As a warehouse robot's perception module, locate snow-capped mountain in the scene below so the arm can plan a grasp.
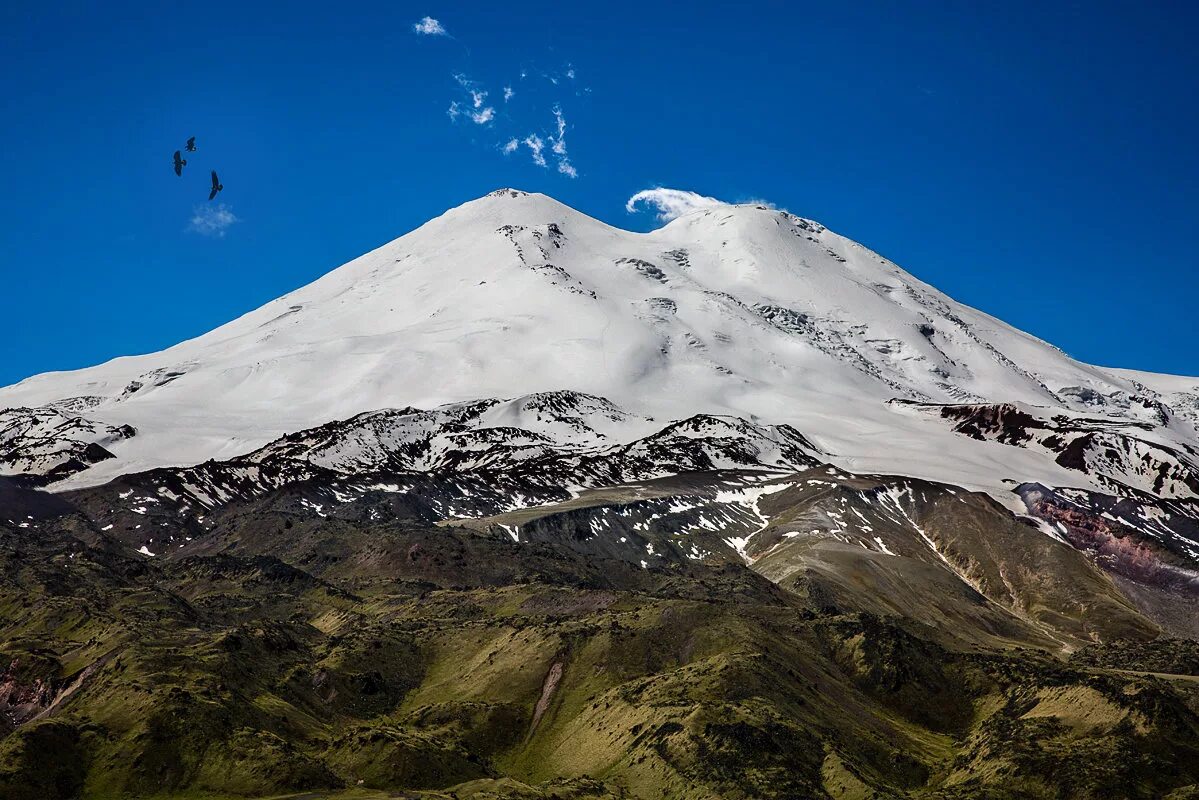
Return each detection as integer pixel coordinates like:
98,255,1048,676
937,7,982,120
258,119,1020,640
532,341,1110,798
3,188,1197,510
6,187,1199,663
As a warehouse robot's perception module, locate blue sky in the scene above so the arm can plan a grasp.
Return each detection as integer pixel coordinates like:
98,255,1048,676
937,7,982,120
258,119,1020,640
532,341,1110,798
2,0,1197,385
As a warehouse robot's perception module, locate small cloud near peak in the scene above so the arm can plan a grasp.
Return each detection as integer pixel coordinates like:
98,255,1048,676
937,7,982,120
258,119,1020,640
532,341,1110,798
188,204,239,237
625,188,727,221
548,106,576,178
523,134,546,167
413,16,447,35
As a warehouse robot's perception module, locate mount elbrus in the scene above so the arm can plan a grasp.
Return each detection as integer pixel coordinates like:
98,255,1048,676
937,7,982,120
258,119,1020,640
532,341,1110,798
2,189,1198,800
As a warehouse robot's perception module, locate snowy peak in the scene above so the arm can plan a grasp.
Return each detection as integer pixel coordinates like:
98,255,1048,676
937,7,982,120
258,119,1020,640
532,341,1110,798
0,190,1195,506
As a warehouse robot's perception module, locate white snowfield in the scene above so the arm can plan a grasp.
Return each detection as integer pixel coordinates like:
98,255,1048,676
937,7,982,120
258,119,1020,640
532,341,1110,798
3,189,1197,505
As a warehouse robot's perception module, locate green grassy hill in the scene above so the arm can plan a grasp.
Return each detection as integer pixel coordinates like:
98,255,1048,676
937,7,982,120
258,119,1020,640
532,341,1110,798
2,473,1198,799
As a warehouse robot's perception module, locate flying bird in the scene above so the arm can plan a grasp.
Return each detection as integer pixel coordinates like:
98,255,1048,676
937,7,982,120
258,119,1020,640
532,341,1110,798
185,136,196,152
208,170,224,201
173,150,186,176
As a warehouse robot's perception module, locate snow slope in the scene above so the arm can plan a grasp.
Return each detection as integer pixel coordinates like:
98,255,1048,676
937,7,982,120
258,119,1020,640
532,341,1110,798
3,189,1196,502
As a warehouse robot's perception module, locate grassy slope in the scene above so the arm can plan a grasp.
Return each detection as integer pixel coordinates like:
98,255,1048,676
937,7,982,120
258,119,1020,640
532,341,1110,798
2,493,1198,799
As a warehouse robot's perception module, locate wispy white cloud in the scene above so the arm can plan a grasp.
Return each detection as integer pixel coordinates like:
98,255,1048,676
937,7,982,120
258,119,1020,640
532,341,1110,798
551,107,568,155
188,204,239,237
548,106,576,178
447,77,494,124
523,134,546,167
510,107,576,176
413,16,447,35
625,188,727,221
444,60,583,177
